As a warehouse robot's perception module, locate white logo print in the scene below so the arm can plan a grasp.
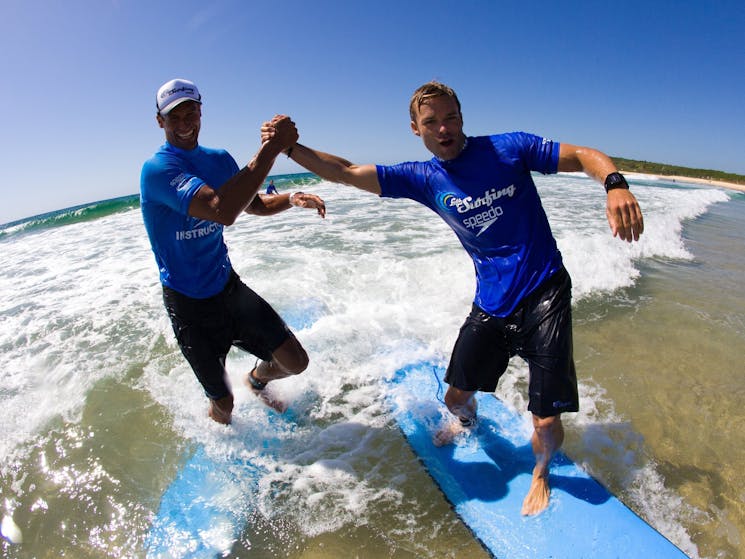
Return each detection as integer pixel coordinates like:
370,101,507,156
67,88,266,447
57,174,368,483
466,206,504,236
175,219,221,241
442,185,516,236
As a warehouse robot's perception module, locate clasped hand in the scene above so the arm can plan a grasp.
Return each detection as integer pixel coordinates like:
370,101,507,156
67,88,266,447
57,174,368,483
262,114,298,152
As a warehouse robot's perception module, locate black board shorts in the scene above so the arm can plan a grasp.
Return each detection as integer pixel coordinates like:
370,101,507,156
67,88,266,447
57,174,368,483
162,270,291,400
445,267,579,417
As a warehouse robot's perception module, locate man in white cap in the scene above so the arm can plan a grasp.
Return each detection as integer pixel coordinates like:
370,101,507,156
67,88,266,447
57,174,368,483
140,79,326,424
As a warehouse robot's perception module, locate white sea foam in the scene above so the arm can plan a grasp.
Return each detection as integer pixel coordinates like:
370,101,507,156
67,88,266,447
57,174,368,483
0,175,730,556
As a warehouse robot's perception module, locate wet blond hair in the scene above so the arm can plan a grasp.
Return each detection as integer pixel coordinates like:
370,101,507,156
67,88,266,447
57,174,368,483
409,81,462,122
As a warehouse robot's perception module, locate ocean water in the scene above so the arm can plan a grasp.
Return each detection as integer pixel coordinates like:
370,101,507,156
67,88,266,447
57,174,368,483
1,172,743,558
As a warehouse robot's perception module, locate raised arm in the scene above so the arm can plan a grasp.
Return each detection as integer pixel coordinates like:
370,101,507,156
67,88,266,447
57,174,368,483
261,119,381,195
558,143,644,242
287,143,381,195
187,116,298,225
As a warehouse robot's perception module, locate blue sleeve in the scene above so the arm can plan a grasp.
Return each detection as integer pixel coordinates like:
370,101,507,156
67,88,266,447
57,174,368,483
497,132,559,175
376,162,433,207
140,156,205,216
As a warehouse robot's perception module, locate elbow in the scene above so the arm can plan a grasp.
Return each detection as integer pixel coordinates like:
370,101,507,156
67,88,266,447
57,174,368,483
211,198,248,225
213,212,239,226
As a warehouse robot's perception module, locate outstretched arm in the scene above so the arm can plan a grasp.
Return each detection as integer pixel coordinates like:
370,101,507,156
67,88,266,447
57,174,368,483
558,143,644,242
288,143,381,195
261,118,381,195
187,116,299,225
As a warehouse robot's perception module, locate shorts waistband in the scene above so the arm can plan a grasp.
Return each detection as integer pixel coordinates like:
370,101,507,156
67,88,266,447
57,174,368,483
162,269,239,305
475,267,570,321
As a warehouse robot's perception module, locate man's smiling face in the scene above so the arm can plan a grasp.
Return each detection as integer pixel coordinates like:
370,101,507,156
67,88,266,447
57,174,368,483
157,100,202,151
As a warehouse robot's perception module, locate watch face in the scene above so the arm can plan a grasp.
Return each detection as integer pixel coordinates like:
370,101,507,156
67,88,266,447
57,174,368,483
606,173,627,190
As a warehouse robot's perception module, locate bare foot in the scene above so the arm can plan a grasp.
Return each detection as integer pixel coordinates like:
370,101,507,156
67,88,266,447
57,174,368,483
253,389,288,413
244,368,287,413
521,473,550,515
433,420,469,447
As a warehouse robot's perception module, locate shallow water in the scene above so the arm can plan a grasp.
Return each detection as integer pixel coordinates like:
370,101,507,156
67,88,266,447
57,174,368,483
570,196,745,559
1,174,742,558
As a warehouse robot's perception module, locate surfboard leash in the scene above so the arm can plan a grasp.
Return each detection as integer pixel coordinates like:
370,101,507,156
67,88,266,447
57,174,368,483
432,364,477,427
432,365,446,405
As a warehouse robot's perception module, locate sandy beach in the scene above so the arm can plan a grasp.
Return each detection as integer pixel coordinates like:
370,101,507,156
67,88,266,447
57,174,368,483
624,172,745,192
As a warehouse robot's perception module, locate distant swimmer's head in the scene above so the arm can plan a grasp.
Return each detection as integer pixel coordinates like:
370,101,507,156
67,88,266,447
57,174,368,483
409,81,466,162
156,78,202,116
156,79,203,151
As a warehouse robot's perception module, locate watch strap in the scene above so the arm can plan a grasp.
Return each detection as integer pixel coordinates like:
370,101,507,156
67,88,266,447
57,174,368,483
604,172,629,193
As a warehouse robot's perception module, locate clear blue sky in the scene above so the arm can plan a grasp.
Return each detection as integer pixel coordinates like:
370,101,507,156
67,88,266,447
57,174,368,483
2,0,743,224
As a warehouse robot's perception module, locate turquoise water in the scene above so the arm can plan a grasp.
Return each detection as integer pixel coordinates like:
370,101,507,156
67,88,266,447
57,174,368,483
0,173,742,558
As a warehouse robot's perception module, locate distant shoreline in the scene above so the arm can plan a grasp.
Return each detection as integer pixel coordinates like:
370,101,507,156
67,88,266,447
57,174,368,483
623,172,745,193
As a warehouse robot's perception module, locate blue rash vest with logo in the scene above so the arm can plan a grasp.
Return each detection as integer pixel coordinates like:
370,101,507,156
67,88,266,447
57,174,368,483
140,143,240,298
376,132,563,317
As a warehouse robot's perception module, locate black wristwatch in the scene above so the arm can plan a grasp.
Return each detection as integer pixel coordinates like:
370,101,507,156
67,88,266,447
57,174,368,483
604,172,629,193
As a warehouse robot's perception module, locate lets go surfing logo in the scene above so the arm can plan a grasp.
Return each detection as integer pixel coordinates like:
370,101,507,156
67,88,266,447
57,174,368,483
436,184,517,236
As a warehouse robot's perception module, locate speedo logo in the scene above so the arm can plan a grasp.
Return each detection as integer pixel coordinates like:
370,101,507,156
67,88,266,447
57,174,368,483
437,184,517,236
553,400,574,410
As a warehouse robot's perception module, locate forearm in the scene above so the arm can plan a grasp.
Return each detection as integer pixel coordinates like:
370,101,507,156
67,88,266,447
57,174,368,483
288,143,351,181
247,190,327,219
557,144,617,184
246,192,294,216
558,143,644,242
219,143,284,217
189,142,282,225
288,143,381,194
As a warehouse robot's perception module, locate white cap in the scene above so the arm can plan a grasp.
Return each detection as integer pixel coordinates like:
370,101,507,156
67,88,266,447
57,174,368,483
156,78,201,115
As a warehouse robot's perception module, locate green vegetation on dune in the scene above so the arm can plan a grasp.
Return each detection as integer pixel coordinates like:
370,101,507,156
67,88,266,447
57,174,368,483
612,157,745,185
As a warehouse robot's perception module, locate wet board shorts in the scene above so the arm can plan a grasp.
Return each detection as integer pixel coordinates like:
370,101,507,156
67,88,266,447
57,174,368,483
445,267,579,417
162,270,292,400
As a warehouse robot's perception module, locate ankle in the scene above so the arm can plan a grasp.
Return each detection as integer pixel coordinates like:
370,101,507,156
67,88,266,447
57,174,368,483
208,394,234,424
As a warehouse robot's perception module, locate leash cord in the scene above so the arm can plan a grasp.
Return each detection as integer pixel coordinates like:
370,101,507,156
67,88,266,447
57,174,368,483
432,365,446,405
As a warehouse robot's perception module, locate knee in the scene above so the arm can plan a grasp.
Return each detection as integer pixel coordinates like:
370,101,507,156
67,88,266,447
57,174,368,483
533,413,558,427
286,351,309,375
532,414,564,439
278,346,309,375
444,387,476,418
444,387,467,408
270,335,309,375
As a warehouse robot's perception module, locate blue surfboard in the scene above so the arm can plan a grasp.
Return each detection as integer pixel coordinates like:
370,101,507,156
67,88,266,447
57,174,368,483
146,446,261,558
388,361,689,559
146,299,327,558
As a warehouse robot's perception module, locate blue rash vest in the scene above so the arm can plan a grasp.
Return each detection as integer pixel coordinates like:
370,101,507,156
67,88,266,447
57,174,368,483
140,143,240,298
377,132,563,317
